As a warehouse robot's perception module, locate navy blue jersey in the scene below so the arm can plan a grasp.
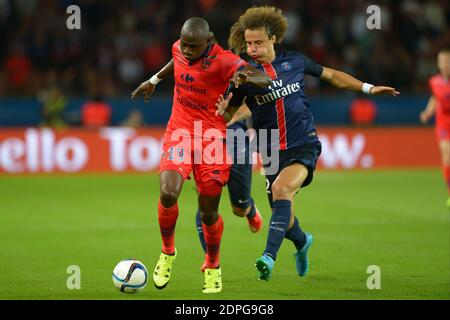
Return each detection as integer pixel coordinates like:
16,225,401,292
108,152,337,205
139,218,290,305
228,120,247,131
232,51,323,151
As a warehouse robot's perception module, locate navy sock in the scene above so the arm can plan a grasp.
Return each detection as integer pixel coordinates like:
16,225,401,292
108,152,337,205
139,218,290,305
195,209,207,253
263,199,291,261
284,217,307,251
246,198,256,219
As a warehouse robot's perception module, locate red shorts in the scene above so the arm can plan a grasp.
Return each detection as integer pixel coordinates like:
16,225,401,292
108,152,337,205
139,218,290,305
436,114,450,141
159,132,231,196
435,124,450,141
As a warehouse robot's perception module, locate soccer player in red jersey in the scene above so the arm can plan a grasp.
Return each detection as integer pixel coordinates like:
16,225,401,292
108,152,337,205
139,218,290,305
420,48,450,207
131,17,270,293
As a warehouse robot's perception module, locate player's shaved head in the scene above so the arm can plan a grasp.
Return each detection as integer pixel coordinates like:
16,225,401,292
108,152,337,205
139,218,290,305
179,17,212,61
181,17,210,43
438,48,450,78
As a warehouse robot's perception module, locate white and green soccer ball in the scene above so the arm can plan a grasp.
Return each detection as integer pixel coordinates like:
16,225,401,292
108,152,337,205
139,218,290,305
112,259,148,293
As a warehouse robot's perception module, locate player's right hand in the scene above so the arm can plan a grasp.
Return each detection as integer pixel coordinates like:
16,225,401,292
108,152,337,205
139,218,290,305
370,86,400,96
131,81,155,102
215,92,233,116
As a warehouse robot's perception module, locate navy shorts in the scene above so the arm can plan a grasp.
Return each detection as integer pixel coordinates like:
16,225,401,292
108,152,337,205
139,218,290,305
263,142,322,208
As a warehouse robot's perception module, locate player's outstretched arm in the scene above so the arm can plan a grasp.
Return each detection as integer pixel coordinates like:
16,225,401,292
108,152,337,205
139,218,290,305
215,93,251,127
231,65,271,88
320,67,400,96
420,96,436,124
225,103,252,127
131,59,174,102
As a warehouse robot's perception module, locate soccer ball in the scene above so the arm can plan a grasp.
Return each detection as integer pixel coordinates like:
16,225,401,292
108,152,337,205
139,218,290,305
112,259,148,293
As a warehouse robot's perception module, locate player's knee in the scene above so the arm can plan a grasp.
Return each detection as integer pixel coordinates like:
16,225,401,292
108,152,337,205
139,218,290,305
200,210,219,225
159,190,179,208
271,182,293,200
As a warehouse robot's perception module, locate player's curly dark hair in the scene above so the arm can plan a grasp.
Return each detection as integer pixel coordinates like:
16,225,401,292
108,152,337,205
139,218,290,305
228,6,287,54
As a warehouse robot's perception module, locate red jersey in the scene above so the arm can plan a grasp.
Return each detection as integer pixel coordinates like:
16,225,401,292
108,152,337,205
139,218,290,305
429,74,450,127
167,40,247,138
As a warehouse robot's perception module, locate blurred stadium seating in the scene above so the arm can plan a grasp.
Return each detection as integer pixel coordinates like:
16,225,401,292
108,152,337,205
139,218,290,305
0,0,449,126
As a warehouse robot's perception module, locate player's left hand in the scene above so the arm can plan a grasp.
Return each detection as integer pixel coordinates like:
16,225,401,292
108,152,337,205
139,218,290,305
419,110,431,124
230,70,252,88
370,86,400,96
215,92,233,116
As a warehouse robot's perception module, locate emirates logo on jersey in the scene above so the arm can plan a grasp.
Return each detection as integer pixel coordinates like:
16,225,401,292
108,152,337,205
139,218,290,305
181,73,194,83
254,79,301,105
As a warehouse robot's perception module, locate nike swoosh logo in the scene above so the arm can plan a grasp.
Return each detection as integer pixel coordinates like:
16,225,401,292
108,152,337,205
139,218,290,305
238,199,249,204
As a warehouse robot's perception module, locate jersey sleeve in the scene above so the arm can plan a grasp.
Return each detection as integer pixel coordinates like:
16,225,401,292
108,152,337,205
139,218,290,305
220,51,248,82
300,54,323,78
229,83,271,109
228,86,247,107
172,40,180,57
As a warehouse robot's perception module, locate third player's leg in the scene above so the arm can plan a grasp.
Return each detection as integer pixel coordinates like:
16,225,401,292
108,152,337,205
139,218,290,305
228,162,262,232
228,163,252,217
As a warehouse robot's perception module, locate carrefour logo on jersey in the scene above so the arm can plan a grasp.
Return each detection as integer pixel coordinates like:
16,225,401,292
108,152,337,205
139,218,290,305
254,79,301,105
181,73,195,83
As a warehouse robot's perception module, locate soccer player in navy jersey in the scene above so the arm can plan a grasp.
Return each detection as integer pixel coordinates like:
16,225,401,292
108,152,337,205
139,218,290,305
217,6,399,281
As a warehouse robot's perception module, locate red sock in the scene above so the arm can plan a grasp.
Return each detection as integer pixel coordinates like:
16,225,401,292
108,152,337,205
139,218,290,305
443,166,450,194
157,200,178,255
202,215,224,269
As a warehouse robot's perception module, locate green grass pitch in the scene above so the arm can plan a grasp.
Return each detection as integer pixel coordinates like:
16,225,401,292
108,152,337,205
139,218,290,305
0,169,448,300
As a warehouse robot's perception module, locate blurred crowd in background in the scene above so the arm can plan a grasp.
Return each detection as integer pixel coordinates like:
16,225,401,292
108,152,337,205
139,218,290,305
0,0,449,100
